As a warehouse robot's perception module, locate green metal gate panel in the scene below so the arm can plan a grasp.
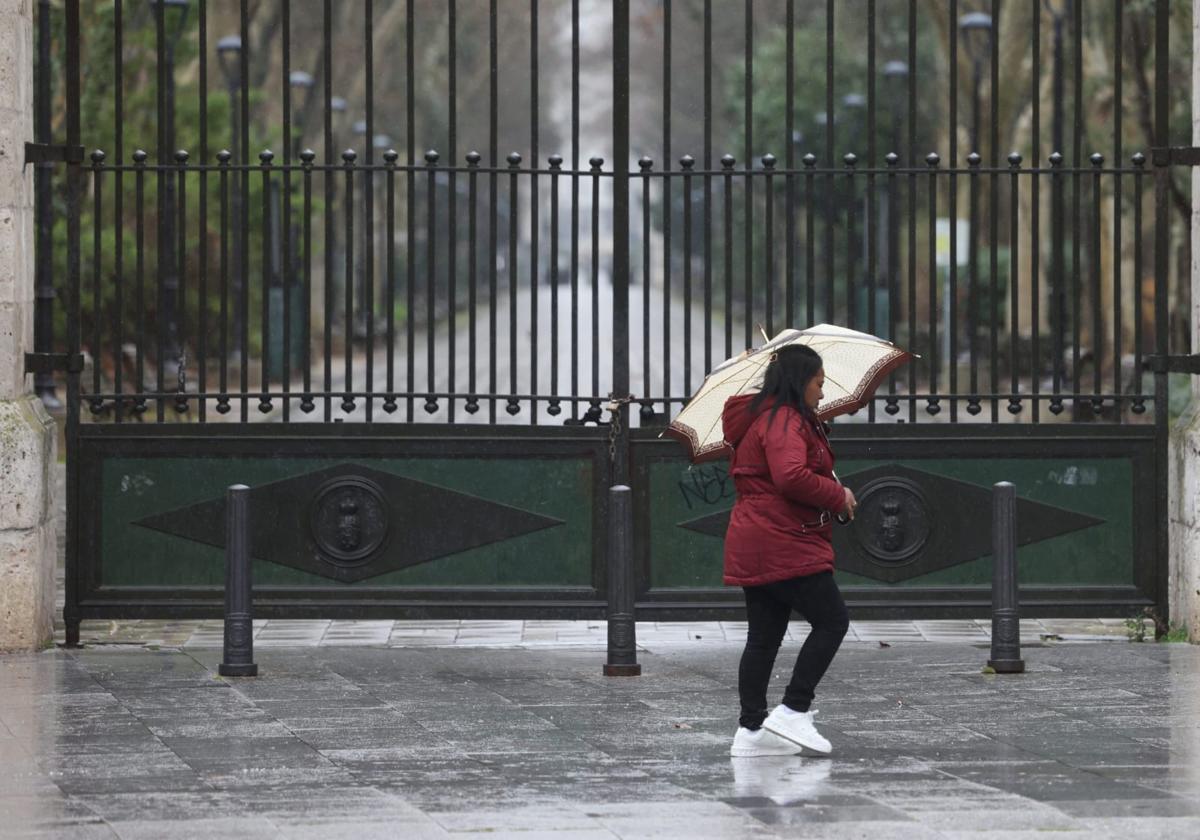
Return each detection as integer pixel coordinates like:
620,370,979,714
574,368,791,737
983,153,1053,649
632,425,1158,619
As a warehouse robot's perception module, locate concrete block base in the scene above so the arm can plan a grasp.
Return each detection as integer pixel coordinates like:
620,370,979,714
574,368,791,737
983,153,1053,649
0,394,56,652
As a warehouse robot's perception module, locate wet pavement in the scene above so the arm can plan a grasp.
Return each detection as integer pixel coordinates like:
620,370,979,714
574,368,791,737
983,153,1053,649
3,636,1199,839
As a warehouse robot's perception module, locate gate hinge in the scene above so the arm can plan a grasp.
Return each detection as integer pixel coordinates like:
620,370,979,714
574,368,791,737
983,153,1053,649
24,142,86,165
1144,355,1200,375
1150,146,1200,167
24,352,84,375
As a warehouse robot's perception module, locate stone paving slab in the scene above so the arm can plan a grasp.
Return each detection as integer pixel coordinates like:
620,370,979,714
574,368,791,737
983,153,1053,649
2,638,1198,838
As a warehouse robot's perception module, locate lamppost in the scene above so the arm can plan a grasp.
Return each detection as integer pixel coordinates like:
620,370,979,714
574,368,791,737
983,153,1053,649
960,11,992,389
265,70,316,377
216,34,244,357
960,12,992,156
151,0,190,383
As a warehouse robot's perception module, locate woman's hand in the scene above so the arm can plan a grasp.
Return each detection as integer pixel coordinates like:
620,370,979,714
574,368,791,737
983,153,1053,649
842,487,858,520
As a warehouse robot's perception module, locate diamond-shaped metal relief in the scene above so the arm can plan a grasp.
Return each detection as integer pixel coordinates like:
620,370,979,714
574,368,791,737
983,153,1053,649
677,464,1103,584
134,464,565,583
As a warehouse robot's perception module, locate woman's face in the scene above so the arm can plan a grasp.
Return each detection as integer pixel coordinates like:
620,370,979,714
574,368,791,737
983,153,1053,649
804,367,825,410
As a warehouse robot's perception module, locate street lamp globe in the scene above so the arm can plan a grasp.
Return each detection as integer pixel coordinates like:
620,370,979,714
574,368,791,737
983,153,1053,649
216,34,242,84
882,60,909,80
959,12,993,61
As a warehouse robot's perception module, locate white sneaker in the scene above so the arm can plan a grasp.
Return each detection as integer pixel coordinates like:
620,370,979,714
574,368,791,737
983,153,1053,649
729,726,802,757
761,705,832,755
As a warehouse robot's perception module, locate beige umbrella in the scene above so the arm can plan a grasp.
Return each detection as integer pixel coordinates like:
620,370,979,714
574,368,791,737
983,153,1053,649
663,324,915,463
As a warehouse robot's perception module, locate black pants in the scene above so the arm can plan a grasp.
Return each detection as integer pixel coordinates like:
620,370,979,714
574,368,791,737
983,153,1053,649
738,571,849,730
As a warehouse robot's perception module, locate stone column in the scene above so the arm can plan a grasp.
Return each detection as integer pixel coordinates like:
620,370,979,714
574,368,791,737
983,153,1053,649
1167,1,1200,642
0,0,57,652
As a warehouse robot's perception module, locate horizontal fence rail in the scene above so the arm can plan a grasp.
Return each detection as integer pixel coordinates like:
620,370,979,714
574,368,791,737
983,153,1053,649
38,0,1182,428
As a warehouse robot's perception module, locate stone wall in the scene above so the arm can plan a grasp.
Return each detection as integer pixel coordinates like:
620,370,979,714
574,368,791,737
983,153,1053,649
1167,1,1200,642
0,0,56,653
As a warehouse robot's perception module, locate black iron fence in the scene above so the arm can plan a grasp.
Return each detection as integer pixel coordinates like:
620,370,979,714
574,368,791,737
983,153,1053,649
37,0,1187,428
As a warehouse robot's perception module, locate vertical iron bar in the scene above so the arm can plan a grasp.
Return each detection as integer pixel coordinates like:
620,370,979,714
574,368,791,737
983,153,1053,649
1113,0,1124,415
135,152,146,415
866,0,876,421
90,155,103,412
552,154,562,417
343,151,356,413
683,156,694,394
429,151,441,416
989,0,1000,421
281,0,291,423
407,0,417,421
1092,153,1104,413
509,153,521,416
704,0,713,373
1050,151,1064,414
744,0,754,349
785,0,795,329
528,0,538,424
197,0,208,422
662,0,672,409
928,154,940,415
948,0,958,421
302,151,313,412
154,0,166,423
1133,152,1145,413
112,0,124,420
591,157,601,409
384,150,396,413
448,0,458,422
825,0,835,323
968,152,981,415
468,152,480,414
322,0,334,422
613,0,632,485
724,155,735,363
1009,154,1021,415
364,0,375,421
489,0,499,422
570,0,580,419
845,154,856,332
1030,0,1040,422
805,154,815,327
640,158,651,414
906,0,917,422
62,0,82,646
239,0,250,422
763,155,774,336
1152,0,1170,617
1071,0,1083,404
260,153,272,413
219,153,229,414
176,153,187,414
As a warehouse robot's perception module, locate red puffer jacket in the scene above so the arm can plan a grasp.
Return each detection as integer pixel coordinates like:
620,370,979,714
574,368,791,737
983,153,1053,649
721,393,847,586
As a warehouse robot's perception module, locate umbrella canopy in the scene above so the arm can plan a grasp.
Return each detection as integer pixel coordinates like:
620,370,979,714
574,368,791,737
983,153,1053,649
663,324,915,463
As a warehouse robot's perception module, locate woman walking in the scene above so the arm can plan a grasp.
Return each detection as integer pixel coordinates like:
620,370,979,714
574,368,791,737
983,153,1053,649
722,345,856,758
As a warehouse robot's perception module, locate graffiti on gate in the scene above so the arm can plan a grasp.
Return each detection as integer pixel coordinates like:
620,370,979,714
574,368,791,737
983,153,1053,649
679,465,734,511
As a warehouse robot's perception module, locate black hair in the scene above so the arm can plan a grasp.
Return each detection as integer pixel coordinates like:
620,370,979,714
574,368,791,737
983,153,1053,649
747,344,823,427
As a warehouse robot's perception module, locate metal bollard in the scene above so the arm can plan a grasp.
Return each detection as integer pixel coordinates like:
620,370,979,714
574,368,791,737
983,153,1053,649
603,485,641,676
219,484,258,677
988,481,1025,674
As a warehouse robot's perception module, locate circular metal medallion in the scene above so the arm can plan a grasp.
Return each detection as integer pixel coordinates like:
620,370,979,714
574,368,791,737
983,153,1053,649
309,476,390,567
853,477,932,566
